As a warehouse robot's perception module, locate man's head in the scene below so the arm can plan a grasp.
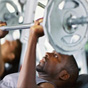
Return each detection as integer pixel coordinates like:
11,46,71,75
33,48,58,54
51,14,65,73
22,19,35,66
1,39,22,63
36,51,79,87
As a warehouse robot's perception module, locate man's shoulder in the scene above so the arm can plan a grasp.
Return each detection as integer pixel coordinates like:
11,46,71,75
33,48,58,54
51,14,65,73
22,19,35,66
38,82,55,88
0,72,19,88
36,77,55,88
3,72,19,81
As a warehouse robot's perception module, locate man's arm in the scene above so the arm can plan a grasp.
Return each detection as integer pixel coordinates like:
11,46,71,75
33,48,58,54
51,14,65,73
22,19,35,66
0,22,8,77
17,19,55,88
17,19,44,88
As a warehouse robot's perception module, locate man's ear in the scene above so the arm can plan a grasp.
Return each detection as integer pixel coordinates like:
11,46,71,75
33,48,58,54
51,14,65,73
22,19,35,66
59,70,70,81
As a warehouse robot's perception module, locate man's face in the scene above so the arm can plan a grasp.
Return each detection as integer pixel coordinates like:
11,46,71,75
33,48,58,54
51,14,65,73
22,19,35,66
1,40,18,62
36,51,69,78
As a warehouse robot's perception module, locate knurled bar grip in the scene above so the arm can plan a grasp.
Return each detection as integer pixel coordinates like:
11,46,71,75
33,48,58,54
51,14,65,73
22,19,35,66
67,16,88,26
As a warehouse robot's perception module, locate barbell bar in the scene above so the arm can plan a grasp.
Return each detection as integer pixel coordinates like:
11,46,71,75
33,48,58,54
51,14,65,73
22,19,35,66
0,23,34,31
67,16,88,26
43,0,88,55
0,16,88,31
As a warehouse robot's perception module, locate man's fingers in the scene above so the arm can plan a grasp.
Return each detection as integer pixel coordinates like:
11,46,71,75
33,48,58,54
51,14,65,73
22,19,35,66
0,21,7,26
34,18,43,25
0,21,8,38
0,30,8,38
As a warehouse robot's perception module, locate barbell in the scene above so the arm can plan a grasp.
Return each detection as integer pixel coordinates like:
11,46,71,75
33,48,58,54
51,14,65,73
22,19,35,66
0,0,88,55
43,0,88,55
0,16,88,30
0,0,20,26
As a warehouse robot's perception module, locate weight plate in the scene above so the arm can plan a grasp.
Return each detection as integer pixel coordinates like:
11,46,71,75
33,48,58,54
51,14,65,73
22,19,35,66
0,0,20,26
43,0,88,55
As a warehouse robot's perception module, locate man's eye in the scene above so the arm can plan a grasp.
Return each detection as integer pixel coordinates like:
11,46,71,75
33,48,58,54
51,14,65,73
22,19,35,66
54,54,58,58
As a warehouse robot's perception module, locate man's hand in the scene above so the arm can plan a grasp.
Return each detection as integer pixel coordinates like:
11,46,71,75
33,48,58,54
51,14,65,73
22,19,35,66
30,18,44,38
0,22,8,38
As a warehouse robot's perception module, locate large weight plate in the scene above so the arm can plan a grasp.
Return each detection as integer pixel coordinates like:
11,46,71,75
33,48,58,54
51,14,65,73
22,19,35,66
0,0,20,26
43,0,88,55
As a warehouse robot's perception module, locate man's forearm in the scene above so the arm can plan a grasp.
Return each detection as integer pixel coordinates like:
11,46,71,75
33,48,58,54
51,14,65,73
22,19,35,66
17,33,38,88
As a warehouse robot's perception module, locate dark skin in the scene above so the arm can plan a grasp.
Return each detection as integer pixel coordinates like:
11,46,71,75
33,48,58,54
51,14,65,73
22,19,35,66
37,51,71,88
0,22,8,38
1,40,18,63
0,22,8,76
0,40,18,77
17,18,55,88
17,18,74,88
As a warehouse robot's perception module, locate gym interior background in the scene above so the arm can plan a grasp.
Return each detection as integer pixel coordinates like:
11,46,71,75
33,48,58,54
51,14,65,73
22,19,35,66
0,0,88,77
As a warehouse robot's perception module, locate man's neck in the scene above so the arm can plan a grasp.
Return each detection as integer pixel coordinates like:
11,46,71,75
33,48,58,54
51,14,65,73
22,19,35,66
38,72,54,82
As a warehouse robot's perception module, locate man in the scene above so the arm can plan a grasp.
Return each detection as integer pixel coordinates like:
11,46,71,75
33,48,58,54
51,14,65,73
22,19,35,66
0,19,79,88
0,39,22,79
0,20,88,88
0,22,8,77
0,22,22,79
17,18,79,88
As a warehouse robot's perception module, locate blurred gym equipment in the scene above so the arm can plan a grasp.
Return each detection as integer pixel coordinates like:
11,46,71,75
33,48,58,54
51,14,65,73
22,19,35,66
0,0,20,26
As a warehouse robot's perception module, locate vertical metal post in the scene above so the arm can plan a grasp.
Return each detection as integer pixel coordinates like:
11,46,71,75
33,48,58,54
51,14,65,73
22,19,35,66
19,0,38,69
74,49,88,74
21,0,38,43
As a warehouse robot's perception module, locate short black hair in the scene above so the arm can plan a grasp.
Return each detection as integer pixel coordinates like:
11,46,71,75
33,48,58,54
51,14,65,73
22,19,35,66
64,55,79,87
